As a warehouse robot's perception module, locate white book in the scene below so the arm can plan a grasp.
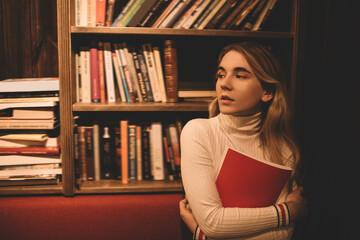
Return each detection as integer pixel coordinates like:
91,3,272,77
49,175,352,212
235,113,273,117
142,44,162,102
181,0,211,29
153,46,167,102
88,0,97,27
0,155,61,166
152,0,181,28
159,1,184,28
0,137,59,147
75,0,81,26
150,122,165,180
80,46,91,102
0,167,62,177
103,42,116,103
0,133,48,141
0,78,59,93
80,0,88,26
197,0,226,29
119,44,135,102
0,101,57,111
112,50,127,102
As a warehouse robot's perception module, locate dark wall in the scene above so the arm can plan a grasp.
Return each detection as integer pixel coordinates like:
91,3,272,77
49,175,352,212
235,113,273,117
0,0,58,80
294,0,359,239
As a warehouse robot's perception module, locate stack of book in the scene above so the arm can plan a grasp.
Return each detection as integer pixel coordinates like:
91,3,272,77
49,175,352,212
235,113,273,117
76,40,178,103
75,119,182,184
75,0,278,31
0,78,61,186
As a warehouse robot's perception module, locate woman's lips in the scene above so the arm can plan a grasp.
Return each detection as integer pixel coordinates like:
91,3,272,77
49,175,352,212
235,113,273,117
220,95,234,103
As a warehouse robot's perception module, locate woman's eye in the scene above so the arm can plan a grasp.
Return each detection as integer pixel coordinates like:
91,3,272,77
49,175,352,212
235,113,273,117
236,74,246,79
217,73,225,79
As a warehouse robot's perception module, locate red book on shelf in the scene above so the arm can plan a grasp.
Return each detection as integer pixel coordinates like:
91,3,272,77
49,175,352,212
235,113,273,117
90,41,100,103
216,148,292,208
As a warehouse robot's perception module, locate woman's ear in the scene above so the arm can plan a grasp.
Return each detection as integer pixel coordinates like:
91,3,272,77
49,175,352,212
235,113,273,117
261,90,273,102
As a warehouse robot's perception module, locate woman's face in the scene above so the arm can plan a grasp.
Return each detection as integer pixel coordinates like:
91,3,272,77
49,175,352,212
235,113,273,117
216,50,272,116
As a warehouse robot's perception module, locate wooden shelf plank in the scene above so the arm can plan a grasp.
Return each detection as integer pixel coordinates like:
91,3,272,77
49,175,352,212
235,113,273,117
76,180,183,194
0,183,63,195
71,26,294,39
73,101,209,112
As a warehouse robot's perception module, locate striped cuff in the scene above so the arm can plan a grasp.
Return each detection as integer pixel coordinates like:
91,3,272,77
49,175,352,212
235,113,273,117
193,225,207,240
274,203,291,227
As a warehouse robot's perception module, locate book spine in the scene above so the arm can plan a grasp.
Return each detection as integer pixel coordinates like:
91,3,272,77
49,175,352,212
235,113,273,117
121,120,129,184
97,42,107,103
92,123,101,181
90,41,101,103
123,43,143,102
0,146,60,155
142,44,162,102
80,47,91,103
112,52,127,102
192,0,221,29
127,0,158,27
150,122,164,180
112,0,136,26
242,0,267,30
137,0,171,27
128,125,137,181
105,0,115,26
85,127,95,181
80,0,88,26
151,0,180,28
205,0,237,29
88,0,97,27
75,0,81,26
230,0,260,29
75,52,81,101
153,46,167,102
141,127,151,180
181,0,211,29
218,0,250,29
173,0,202,28
103,42,116,102
137,49,154,102
115,0,143,27
197,0,226,29
114,127,122,179
96,0,106,26
100,124,115,179
131,49,149,102
252,0,275,31
168,123,181,177
78,126,87,181
136,125,142,180
164,40,178,102
119,45,136,102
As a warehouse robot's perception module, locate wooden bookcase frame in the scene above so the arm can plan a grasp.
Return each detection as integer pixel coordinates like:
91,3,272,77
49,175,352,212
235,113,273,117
0,0,301,196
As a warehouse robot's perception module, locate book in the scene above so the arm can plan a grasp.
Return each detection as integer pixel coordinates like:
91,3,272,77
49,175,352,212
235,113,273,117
0,96,59,103
120,120,129,184
0,118,59,130
96,0,106,26
173,0,202,28
80,46,91,102
0,78,59,93
0,133,48,141
87,0,97,27
103,42,116,102
205,0,238,29
114,0,145,27
136,125,142,180
142,43,162,102
128,125,137,181
141,127,151,180
130,47,149,102
178,90,216,98
216,148,292,208
252,0,277,31
137,0,172,27
164,40,178,102
153,46,167,102
118,44,136,102
99,123,116,179
0,101,57,111
79,0,88,26
151,0,181,28
0,165,62,178
112,51,127,102
192,0,223,29
97,42,107,103
168,123,180,176
0,177,59,186
0,155,61,166
0,146,60,155
127,0,158,27
137,48,154,102
0,91,59,99
92,123,101,181
123,43,143,102
218,0,250,29
114,127,122,179
158,0,193,28
181,0,211,29
0,136,59,147
242,0,267,30
11,107,55,119
85,127,95,181
105,0,116,26
90,40,101,102
149,122,165,180
229,0,260,30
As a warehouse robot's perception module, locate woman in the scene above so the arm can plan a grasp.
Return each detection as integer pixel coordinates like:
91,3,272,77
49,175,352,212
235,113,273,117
179,42,307,239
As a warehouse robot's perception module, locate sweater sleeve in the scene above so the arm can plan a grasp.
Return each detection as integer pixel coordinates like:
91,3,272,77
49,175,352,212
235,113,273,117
180,120,294,239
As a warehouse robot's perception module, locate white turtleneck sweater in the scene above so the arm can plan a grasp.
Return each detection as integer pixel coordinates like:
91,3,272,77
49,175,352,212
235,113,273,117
180,113,295,240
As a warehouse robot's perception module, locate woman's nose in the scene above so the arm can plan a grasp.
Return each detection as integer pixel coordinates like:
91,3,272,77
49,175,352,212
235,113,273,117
219,76,232,90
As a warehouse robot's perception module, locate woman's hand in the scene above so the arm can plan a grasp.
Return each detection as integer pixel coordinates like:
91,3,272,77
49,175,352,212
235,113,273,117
285,186,308,221
179,198,198,234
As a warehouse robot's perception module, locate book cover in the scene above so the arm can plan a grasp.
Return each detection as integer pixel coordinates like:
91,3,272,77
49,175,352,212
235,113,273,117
153,46,167,102
80,46,91,103
105,0,116,26
0,155,61,166
127,0,158,27
12,107,56,119
130,47,148,102
90,40,101,103
141,127,151,180
0,78,59,93
181,0,211,29
112,51,128,102
0,101,57,111
137,0,172,27
0,118,59,130
158,0,190,28
0,146,60,155
97,42,107,103
173,0,202,28
123,43,143,102
118,44,136,102
216,148,292,208
80,0,88,26
137,48,154,102
87,0,97,27
168,123,180,176
164,40,178,102
142,44,162,102
151,0,181,28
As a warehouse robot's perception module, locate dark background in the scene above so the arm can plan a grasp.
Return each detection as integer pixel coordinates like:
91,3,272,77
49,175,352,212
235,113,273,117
1,0,359,239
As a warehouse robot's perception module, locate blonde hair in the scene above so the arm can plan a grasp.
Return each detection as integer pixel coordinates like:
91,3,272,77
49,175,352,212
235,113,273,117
209,42,302,186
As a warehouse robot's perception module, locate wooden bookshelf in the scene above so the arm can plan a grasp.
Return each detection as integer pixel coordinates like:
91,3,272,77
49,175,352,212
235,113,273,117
54,0,302,196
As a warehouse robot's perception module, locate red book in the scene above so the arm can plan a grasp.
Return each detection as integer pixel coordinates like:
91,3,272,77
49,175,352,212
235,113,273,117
0,146,60,155
216,148,292,208
90,41,100,103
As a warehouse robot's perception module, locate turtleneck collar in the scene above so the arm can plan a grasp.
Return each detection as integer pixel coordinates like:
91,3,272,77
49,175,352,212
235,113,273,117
217,112,262,135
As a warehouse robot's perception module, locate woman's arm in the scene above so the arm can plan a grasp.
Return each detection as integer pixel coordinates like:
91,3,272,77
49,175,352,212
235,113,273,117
180,120,305,239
